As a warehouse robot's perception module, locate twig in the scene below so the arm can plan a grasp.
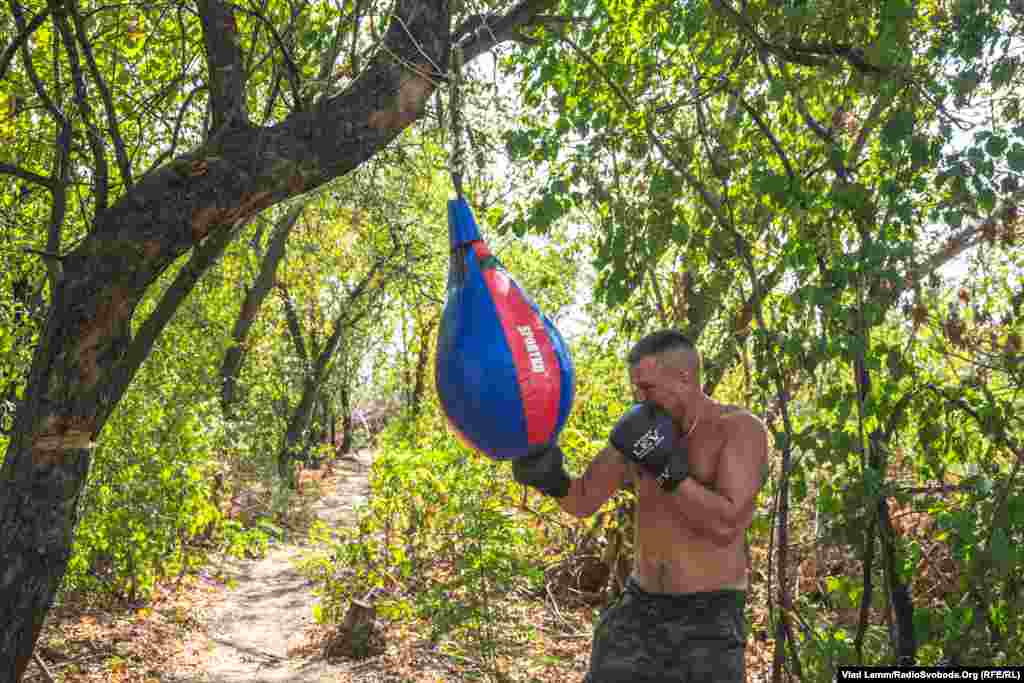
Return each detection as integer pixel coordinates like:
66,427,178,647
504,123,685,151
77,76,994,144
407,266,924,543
0,7,49,82
897,484,973,496
544,580,571,628
33,651,56,683
23,247,64,261
536,626,590,639
346,652,388,671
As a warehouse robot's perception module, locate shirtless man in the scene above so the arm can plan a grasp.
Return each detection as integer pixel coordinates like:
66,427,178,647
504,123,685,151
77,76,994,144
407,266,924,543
513,329,769,682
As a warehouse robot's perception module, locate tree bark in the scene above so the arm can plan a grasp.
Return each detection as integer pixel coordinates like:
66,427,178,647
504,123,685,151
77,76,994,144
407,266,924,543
409,314,439,418
0,0,554,675
277,254,391,484
221,204,303,415
279,376,321,485
339,384,354,455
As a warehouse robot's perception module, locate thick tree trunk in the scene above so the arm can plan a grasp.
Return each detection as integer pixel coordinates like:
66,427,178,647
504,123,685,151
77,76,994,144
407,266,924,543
0,1,452,677
307,393,330,466
879,497,916,664
0,0,557,674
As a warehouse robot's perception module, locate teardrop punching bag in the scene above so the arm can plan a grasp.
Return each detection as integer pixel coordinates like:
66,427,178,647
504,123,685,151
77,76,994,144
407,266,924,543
435,198,576,461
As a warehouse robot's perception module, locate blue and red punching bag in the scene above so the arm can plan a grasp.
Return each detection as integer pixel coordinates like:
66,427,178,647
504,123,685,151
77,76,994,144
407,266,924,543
435,198,576,461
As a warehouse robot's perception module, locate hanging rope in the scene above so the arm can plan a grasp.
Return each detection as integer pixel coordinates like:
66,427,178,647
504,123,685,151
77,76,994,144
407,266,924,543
448,42,466,199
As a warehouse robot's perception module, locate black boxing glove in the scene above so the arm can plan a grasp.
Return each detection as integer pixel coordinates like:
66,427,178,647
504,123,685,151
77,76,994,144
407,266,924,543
609,402,690,492
512,443,571,498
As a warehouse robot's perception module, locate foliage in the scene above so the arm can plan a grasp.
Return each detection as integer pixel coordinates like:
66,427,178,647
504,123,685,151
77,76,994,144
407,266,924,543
494,0,1024,671
303,420,537,671
62,252,239,599
2,0,1023,676
302,332,645,673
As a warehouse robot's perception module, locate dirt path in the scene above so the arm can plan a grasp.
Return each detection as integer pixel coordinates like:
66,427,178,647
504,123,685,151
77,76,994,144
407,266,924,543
197,451,374,683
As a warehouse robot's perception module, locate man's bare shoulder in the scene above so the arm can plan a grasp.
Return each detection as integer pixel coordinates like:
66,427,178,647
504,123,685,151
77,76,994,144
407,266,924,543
718,403,760,420
717,404,764,426
717,406,768,451
714,406,769,490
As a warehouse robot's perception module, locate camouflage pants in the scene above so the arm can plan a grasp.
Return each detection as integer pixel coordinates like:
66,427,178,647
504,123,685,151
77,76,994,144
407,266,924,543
584,577,747,683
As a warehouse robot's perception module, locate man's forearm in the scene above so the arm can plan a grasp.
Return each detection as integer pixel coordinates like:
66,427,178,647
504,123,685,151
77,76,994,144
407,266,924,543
557,476,602,518
668,478,745,545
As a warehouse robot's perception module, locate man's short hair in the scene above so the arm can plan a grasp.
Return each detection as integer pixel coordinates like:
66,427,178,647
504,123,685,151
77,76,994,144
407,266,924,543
627,329,701,379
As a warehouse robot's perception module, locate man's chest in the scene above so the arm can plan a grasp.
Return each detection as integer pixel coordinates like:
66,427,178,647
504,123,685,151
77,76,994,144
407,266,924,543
683,429,726,487
627,427,727,494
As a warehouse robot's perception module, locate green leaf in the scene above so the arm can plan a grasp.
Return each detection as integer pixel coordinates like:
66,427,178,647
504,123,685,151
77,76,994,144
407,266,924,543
1007,143,1024,172
991,527,1012,569
985,135,1009,157
881,109,915,147
836,398,854,427
833,183,872,212
504,131,533,160
974,476,993,496
991,57,1019,89
793,468,807,500
774,432,789,452
909,135,931,167
754,170,789,202
672,220,689,244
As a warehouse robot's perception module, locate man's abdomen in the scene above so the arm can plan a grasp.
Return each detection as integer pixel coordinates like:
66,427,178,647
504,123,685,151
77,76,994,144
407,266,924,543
632,507,747,594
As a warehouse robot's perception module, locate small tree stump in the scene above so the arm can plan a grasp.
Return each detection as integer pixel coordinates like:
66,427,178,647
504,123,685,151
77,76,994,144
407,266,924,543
324,600,381,660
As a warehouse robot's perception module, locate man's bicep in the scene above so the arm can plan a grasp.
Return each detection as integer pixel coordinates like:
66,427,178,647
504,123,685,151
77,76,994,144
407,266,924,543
715,418,769,510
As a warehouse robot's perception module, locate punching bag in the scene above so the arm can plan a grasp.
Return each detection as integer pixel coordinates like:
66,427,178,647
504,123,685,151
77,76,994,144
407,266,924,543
435,198,575,461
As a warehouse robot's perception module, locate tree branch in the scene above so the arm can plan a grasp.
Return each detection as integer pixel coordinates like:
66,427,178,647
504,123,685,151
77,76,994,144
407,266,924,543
67,0,133,188
728,223,804,683
348,0,366,79
278,284,309,364
457,0,557,63
230,4,304,113
703,263,786,395
7,0,548,458
647,265,669,326
737,95,795,182
9,1,73,291
712,0,891,75
557,32,727,221
0,163,55,191
44,121,72,290
241,0,270,76
10,0,62,129
0,6,48,82
787,41,889,76
143,84,207,178
198,0,249,131
49,0,109,211
100,220,242,429
849,88,899,168
220,203,302,413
